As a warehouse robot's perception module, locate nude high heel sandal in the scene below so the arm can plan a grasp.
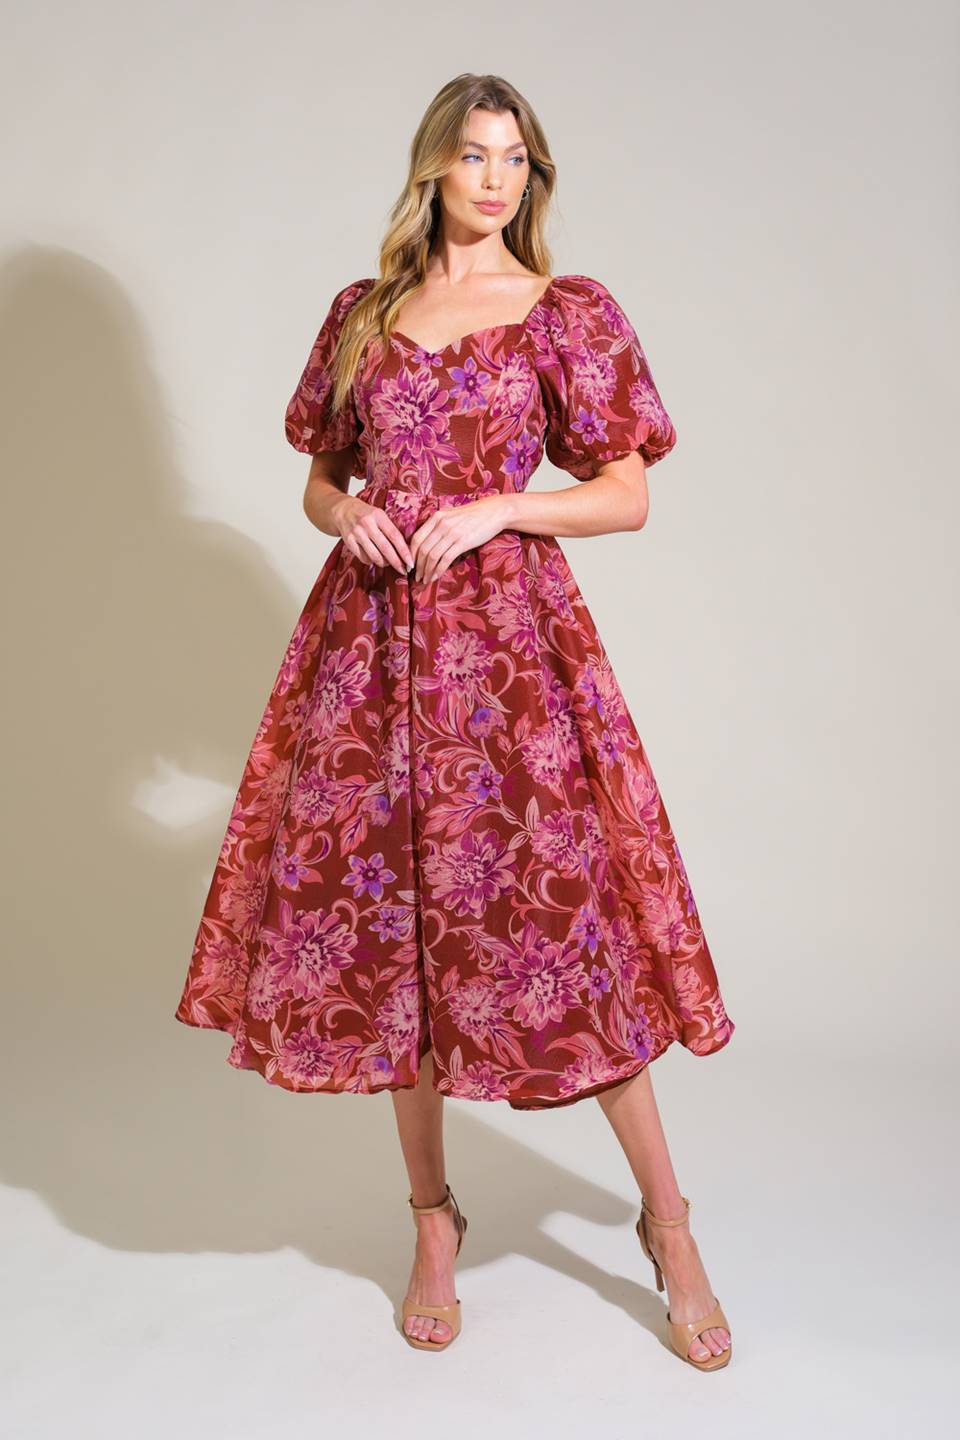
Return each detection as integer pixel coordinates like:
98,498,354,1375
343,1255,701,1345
635,1194,732,1371
400,1182,468,1351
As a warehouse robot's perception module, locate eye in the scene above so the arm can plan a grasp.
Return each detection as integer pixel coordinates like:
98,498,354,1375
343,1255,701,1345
462,152,483,162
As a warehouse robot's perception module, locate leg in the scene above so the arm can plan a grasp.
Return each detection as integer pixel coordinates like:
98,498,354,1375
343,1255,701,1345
390,1049,463,1345
595,1066,731,1361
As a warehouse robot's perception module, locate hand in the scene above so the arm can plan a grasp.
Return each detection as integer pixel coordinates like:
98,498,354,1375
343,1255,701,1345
332,496,414,574
410,496,510,584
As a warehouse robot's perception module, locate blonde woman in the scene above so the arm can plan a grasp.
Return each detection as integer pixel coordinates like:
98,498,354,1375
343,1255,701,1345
176,73,736,1371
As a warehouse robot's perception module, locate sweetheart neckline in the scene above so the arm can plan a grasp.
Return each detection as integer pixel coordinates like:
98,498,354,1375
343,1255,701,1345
388,274,563,356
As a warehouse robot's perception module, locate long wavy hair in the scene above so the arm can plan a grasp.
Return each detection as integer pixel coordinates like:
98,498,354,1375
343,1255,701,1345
327,72,557,415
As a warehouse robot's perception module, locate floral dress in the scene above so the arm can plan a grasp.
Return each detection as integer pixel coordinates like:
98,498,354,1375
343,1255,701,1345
174,273,735,1109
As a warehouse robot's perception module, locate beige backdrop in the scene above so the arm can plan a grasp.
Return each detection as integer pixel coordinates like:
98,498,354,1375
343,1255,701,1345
2,1,955,1434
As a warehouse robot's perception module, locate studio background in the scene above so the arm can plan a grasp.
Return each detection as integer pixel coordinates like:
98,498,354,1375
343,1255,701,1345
1,1,954,1435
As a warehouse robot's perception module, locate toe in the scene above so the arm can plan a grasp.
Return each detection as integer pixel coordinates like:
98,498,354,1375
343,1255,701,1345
690,1336,711,1361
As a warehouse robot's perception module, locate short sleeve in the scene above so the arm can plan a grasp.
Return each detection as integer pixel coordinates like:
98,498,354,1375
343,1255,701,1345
284,278,374,454
538,275,677,479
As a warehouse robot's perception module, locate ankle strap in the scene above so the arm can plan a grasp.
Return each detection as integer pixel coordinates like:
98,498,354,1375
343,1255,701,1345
408,1182,453,1214
641,1194,691,1226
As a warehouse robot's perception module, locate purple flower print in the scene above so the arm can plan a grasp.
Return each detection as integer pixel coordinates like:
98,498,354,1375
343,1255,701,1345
587,964,613,1001
344,851,397,901
569,404,610,450
448,355,493,412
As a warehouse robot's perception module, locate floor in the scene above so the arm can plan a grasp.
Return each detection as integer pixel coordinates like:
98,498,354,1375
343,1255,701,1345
2,1036,949,1438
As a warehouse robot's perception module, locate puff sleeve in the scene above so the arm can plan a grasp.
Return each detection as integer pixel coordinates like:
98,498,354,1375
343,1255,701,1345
538,275,677,479
284,277,373,454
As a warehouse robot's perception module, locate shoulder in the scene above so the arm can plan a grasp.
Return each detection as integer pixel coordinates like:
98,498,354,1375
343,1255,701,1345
327,275,376,321
541,274,636,347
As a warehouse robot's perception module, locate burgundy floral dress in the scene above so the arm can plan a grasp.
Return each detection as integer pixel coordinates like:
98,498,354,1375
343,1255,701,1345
174,273,735,1109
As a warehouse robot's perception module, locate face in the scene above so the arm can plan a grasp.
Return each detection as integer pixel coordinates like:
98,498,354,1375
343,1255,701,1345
436,106,531,235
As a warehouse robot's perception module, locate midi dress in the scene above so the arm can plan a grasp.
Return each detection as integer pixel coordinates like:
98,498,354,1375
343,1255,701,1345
174,272,735,1109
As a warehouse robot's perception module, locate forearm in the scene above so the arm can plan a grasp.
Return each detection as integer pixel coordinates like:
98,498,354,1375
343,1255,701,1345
302,451,357,536
499,462,648,539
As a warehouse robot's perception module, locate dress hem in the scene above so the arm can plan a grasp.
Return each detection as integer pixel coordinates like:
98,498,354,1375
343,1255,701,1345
173,1007,734,1112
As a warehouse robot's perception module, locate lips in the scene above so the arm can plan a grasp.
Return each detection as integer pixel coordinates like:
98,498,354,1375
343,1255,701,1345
475,201,506,212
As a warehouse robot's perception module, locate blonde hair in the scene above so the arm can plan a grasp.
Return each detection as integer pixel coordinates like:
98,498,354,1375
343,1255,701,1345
327,72,557,414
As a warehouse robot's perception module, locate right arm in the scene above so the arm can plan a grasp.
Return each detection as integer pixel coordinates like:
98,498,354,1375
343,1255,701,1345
303,448,414,575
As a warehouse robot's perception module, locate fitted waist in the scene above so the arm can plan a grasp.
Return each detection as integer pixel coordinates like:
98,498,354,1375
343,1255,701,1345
354,483,516,540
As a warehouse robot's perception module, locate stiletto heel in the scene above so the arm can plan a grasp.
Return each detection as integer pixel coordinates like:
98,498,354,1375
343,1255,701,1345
635,1194,732,1371
400,1182,468,1351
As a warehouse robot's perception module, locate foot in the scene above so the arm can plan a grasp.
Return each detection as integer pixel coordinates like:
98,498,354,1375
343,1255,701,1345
643,1207,731,1362
402,1193,462,1345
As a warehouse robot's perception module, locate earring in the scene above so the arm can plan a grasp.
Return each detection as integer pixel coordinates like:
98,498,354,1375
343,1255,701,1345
521,183,531,199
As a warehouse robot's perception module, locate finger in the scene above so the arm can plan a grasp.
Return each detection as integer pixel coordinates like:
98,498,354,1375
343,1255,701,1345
368,519,410,575
352,526,392,568
378,516,415,571
422,534,462,584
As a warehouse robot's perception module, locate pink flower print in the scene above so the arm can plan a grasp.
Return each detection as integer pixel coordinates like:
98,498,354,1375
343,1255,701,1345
577,661,625,725
422,827,516,918
587,964,613,1001
363,792,392,827
673,962,707,1022
264,906,358,999
344,851,397,901
624,761,661,831
277,616,322,694
557,1050,619,1098
496,929,588,1030
638,883,688,955
629,376,664,423
289,765,340,827
581,803,607,861
369,904,415,943
520,712,580,789
245,961,285,1020
308,647,371,740
199,935,247,992
278,1028,338,1086
218,852,270,941
485,581,538,661
570,903,603,957
573,346,618,407
448,355,493,412
569,404,610,450
447,980,501,1041
369,366,457,469
427,630,495,718
466,758,503,804
453,1060,512,1101
382,719,411,806
374,977,422,1062
535,554,575,624
245,757,292,840
490,354,535,418
531,809,583,878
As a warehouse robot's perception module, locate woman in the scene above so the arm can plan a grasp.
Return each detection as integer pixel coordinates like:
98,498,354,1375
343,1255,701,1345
175,73,736,1370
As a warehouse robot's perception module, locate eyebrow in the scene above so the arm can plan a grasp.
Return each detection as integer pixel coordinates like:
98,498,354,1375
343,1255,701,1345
462,140,528,152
